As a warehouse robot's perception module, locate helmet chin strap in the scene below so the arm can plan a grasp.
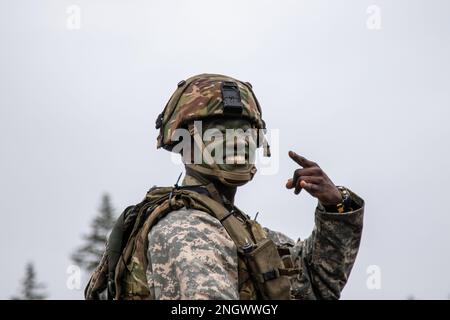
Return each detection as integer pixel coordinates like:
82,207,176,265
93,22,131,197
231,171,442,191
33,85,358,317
186,123,257,187
185,163,256,187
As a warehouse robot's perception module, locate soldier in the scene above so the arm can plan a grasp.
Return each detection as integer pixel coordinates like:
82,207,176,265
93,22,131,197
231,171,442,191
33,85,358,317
85,74,364,300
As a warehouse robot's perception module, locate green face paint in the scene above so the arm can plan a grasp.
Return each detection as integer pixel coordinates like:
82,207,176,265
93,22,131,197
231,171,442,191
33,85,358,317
200,118,256,173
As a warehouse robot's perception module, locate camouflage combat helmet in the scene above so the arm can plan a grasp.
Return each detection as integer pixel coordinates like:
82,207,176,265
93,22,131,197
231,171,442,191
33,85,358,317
155,73,270,186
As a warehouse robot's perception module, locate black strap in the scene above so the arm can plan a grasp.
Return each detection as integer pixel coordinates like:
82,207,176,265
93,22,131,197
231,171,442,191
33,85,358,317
260,268,300,283
106,205,136,299
219,210,235,223
107,212,125,299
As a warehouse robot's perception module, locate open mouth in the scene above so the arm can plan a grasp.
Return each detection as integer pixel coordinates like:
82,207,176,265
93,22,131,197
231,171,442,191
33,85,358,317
206,136,254,165
223,154,247,164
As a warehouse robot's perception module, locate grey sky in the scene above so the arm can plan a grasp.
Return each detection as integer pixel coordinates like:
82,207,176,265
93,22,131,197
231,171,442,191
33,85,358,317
1,0,449,299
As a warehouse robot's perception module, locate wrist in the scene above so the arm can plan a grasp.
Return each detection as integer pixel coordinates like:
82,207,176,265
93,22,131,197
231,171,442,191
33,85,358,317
320,188,342,206
322,186,352,213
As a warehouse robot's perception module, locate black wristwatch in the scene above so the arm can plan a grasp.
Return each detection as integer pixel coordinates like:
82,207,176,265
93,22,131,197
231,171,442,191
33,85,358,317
324,186,352,213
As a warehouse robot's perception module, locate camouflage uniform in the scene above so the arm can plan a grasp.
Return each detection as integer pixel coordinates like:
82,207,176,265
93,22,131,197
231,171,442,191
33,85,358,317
146,176,364,300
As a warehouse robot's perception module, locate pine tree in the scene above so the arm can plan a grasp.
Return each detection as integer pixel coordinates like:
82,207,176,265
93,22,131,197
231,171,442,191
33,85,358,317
12,262,47,300
72,193,116,273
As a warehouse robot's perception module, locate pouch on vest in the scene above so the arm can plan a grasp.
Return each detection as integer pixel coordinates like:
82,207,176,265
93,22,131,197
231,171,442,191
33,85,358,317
242,238,292,300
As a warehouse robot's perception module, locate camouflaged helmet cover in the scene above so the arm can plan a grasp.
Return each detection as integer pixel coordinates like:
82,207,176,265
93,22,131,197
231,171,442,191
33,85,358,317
156,73,266,150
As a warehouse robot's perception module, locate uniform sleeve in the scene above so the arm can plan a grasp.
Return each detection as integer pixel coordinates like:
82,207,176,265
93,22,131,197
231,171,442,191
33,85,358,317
147,208,239,300
290,188,364,299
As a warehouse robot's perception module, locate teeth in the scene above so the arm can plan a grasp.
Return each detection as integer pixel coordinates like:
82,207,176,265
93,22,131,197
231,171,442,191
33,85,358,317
224,155,246,164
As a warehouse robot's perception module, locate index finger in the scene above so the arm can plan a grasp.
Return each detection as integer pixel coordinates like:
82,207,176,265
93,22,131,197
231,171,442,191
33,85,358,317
288,151,316,168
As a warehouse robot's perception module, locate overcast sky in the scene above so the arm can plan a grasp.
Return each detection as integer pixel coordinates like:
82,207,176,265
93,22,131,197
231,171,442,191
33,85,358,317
1,0,449,299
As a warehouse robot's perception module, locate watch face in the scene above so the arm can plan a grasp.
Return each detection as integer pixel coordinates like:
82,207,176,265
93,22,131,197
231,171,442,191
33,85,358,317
336,187,352,212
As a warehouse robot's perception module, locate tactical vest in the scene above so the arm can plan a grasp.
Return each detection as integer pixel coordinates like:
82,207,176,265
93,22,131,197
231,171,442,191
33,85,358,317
85,185,299,300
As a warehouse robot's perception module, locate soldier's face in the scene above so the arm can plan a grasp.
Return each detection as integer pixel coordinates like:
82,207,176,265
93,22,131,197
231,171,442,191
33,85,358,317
198,118,257,172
